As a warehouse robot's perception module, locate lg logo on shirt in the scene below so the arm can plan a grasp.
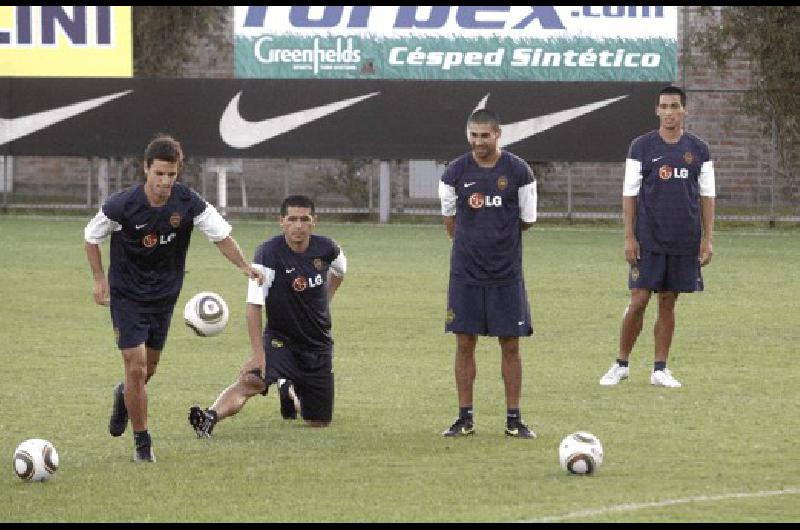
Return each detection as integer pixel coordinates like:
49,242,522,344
468,192,503,209
292,273,323,292
659,165,689,180
142,232,176,248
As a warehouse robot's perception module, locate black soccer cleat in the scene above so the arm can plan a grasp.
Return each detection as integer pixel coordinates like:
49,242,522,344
442,417,475,437
277,379,301,420
505,418,537,439
109,382,128,437
133,444,156,463
133,432,155,463
188,406,217,438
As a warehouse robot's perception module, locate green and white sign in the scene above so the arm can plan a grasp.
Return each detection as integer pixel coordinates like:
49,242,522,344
235,6,677,81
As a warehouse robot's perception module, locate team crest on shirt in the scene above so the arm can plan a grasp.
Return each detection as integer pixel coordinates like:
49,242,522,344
468,192,485,209
142,233,158,248
292,276,308,292
630,266,640,281
658,165,673,180
446,308,455,324
683,151,694,165
313,258,324,271
497,176,508,191
169,212,182,228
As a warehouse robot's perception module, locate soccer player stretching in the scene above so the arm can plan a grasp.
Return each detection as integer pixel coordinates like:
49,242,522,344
189,195,346,436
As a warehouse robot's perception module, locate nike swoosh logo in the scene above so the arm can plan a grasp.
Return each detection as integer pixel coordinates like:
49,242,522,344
219,91,380,149
1,90,132,146
652,156,664,162
464,182,476,188
473,94,628,146
285,268,295,274
135,224,147,230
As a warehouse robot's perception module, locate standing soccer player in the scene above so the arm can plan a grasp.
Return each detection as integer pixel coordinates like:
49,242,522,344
438,109,538,438
188,195,346,436
84,134,263,462
599,86,716,388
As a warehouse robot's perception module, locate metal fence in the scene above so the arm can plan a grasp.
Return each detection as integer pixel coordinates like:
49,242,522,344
2,152,798,223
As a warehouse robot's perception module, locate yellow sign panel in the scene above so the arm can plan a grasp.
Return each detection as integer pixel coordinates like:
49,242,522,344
0,6,132,77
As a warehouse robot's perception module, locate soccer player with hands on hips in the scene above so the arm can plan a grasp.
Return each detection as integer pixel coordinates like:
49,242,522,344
600,86,716,389
84,134,264,462
438,108,538,439
188,195,346,437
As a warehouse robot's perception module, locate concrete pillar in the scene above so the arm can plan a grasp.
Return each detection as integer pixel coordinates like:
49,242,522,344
379,160,390,223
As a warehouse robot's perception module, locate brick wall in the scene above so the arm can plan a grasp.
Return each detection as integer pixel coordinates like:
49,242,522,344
8,6,797,217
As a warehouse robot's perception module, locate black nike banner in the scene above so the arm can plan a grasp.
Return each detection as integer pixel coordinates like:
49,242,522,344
1,78,663,161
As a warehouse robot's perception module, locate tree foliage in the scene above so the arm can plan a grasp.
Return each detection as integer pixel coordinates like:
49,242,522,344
317,159,372,208
133,6,229,77
690,6,800,169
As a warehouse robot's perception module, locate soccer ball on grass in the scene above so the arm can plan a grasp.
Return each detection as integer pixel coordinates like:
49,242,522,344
13,438,59,482
184,291,229,337
559,431,603,475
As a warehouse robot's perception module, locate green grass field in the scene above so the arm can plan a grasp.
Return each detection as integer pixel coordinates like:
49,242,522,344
1,215,798,522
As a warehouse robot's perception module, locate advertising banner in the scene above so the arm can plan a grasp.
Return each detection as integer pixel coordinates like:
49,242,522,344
234,6,677,82
0,6,132,77
1,77,663,161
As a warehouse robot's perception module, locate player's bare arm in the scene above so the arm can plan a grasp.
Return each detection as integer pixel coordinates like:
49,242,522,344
622,196,640,265
245,303,266,378
699,196,715,267
327,272,344,302
444,215,456,240
215,236,265,285
84,242,109,305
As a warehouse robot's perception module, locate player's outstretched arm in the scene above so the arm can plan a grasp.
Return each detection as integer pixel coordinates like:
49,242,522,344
215,236,265,285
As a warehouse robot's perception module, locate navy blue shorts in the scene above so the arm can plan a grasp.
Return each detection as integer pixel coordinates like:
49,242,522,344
109,302,173,350
263,332,334,423
446,279,533,337
629,251,704,292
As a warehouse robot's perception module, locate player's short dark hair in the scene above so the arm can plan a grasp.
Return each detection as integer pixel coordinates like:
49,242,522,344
467,108,501,130
281,195,315,216
144,134,184,168
659,86,687,107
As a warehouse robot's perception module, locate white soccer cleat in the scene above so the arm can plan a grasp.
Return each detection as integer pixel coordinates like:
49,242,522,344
650,368,682,388
599,364,630,386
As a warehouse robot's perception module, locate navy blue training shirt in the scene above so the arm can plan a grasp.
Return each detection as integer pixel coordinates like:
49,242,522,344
84,182,231,311
439,151,537,286
248,235,346,353
624,131,716,255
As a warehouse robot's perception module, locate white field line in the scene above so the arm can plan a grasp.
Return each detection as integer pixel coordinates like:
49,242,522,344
521,487,800,523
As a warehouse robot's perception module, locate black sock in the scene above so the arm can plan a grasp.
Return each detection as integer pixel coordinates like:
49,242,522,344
654,361,667,371
206,409,218,422
616,359,629,368
507,408,520,425
133,430,150,448
459,406,473,422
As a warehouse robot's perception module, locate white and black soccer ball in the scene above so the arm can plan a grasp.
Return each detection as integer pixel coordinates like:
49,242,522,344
13,438,59,482
559,431,604,475
184,291,229,337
